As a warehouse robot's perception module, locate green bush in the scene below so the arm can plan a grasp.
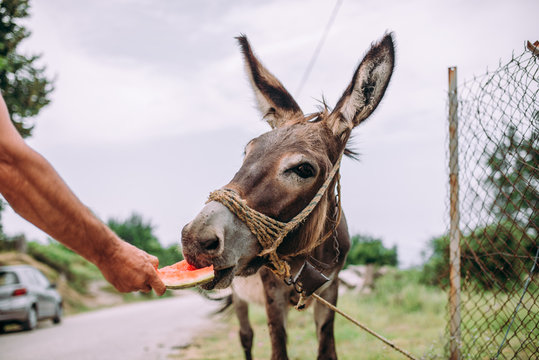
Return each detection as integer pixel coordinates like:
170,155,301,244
27,241,100,293
107,213,183,266
27,241,73,273
108,213,162,255
153,244,183,267
421,221,536,291
345,234,397,268
420,235,449,287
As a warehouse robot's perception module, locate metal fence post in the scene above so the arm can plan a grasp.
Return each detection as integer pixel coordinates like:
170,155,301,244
448,66,461,360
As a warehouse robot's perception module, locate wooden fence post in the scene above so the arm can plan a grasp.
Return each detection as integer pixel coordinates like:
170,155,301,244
448,66,461,360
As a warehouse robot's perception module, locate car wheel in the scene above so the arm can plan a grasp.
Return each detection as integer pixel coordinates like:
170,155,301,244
52,303,62,324
23,306,37,331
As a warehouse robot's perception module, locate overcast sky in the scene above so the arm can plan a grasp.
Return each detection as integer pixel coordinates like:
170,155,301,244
3,0,537,267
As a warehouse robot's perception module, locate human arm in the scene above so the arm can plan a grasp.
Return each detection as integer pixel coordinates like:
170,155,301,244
0,94,165,295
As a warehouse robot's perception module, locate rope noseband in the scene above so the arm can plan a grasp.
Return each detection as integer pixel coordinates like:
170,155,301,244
207,153,343,281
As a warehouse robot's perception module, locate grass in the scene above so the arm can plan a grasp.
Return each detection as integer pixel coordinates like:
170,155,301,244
459,289,539,359
172,269,448,359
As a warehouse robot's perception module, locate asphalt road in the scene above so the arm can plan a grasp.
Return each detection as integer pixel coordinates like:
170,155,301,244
0,292,220,360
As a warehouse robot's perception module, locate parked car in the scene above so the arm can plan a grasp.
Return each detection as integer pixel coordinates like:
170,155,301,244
0,265,63,331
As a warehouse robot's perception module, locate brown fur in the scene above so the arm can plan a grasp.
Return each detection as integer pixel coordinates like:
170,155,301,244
181,33,395,360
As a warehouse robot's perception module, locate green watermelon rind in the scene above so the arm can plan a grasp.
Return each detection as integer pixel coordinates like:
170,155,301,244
163,270,215,290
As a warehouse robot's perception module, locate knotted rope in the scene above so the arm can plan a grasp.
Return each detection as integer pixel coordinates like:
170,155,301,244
207,153,343,281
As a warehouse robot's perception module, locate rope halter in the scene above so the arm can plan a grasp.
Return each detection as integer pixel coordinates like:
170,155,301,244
207,152,343,281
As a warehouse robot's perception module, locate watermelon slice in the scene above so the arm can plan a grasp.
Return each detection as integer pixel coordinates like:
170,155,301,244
157,260,214,289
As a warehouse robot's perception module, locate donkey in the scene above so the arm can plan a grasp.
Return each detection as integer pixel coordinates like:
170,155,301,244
181,33,395,360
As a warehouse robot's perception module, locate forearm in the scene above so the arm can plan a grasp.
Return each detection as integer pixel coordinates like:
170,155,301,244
0,95,165,295
0,142,120,265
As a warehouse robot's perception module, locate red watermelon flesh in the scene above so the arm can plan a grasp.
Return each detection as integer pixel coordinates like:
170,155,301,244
157,260,214,289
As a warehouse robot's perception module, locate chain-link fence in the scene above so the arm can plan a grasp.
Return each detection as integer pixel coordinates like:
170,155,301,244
446,42,538,359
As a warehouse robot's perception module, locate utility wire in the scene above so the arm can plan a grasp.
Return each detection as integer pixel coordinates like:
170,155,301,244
295,0,344,97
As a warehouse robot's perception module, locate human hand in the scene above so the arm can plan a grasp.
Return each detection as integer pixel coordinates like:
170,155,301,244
96,240,166,296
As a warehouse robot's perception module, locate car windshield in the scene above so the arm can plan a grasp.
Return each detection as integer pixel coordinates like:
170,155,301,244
0,271,19,286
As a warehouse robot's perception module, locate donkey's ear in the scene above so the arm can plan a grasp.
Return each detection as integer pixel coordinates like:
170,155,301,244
327,33,395,138
237,35,303,128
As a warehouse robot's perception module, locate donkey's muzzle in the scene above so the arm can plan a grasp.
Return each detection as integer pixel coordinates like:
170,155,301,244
181,220,224,268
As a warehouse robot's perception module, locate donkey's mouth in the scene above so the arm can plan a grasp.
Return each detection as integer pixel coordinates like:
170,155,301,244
201,266,235,290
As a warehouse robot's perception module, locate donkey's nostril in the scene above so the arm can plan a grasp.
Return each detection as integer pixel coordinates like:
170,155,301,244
201,237,220,252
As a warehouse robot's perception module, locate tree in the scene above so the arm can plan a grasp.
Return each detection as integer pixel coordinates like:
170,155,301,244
107,213,183,267
344,234,398,268
108,214,162,255
0,0,54,138
0,0,54,237
422,122,538,291
420,234,449,287
486,121,538,232
420,222,534,290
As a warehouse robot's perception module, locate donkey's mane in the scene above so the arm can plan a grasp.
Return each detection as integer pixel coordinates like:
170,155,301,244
306,103,360,161
291,187,335,257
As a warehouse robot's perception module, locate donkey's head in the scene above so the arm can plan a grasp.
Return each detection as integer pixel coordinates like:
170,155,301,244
182,34,395,289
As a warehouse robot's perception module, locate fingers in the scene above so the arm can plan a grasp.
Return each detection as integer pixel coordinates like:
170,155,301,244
148,254,160,269
131,260,166,295
149,271,167,296
145,252,166,295
115,269,164,295
139,284,152,293
98,240,168,296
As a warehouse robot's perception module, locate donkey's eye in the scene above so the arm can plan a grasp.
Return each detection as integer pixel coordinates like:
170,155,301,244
291,163,315,179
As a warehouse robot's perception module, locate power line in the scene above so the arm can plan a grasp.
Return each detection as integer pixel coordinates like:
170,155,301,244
295,0,344,97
